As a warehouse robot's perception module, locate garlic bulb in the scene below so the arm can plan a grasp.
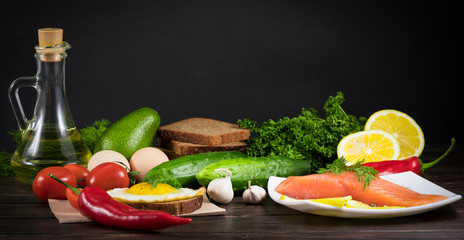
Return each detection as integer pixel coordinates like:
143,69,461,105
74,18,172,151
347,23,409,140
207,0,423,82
242,181,266,204
206,168,234,204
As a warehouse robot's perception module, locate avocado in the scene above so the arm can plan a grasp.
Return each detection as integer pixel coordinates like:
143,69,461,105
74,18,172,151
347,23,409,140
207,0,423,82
94,107,160,159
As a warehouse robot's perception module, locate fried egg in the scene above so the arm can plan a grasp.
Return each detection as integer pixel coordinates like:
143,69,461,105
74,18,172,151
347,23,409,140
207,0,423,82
107,182,206,203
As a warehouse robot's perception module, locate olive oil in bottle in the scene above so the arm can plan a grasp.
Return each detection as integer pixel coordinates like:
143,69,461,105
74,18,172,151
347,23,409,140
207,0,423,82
10,127,92,182
8,28,92,183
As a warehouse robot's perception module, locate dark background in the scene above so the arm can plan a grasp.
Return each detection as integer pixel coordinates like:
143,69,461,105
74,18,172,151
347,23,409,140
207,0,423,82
0,1,460,153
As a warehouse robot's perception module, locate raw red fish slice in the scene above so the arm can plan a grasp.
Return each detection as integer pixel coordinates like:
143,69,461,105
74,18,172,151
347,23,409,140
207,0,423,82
276,174,350,199
275,173,448,207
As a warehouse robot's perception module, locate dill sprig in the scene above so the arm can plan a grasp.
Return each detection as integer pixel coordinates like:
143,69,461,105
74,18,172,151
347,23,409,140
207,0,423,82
0,130,23,177
317,157,379,189
0,148,14,177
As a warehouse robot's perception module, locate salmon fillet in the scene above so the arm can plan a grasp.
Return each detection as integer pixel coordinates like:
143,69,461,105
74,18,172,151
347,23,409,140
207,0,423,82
275,173,448,207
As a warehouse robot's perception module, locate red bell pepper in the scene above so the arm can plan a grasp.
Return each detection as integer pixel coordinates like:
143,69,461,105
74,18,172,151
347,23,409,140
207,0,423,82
50,174,191,230
362,138,455,176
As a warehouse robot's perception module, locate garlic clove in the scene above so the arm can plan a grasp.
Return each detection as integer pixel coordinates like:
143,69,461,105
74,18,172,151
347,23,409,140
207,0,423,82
243,181,267,204
206,168,234,204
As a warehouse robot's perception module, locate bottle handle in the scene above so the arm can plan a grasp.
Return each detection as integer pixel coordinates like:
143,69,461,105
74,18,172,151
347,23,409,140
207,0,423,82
8,76,37,131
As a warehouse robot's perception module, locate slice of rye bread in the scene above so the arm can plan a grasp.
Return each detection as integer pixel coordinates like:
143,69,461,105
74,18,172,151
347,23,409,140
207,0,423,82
158,139,247,156
122,195,203,215
157,118,250,146
156,147,181,160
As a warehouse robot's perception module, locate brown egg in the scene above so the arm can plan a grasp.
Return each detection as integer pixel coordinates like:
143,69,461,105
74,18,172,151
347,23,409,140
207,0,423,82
130,147,169,182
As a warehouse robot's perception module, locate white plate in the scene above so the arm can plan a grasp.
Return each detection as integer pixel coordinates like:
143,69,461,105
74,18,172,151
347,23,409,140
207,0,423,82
268,171,462,218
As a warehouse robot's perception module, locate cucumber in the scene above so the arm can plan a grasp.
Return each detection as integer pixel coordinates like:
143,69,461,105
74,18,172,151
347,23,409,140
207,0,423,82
143,151,247,188
196,156,311,191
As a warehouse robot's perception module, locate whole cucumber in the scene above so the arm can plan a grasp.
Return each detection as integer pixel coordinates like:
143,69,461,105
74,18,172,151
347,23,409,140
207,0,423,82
143,151,247,188
196,156,311,191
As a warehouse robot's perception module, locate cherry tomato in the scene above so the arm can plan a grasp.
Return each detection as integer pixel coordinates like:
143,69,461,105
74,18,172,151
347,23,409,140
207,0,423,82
66,187,81,210
64,164,90,187
32,167,77,202
86,162,129,191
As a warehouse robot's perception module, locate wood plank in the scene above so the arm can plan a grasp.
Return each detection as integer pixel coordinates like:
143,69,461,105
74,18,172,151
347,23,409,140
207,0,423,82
1,144,463,239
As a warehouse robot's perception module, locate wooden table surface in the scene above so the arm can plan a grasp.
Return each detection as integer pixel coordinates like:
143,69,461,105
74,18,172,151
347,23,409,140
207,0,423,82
1,144,463,239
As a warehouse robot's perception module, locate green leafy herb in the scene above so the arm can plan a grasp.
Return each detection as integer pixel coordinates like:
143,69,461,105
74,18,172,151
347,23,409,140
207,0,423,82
7,129,23,145
0,148,14,177
80,119,111,153
147,168,183,189
317,157,379,189
0,129,23,177
237,92,366,169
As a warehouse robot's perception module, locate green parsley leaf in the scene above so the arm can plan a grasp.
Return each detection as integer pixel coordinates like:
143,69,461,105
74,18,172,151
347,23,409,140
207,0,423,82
237,92,366,169
80,119,111,153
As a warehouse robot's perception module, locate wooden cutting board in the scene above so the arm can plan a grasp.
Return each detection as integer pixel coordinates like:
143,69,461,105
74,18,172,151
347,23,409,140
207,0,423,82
48,195,226,223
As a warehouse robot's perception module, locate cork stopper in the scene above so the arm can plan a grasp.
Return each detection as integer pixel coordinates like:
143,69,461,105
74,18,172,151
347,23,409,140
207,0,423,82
35,28,70,62
38,28,63,47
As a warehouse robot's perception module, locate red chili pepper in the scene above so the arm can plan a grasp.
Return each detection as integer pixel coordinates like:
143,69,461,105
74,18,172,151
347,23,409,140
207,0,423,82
362,138,455,176
78,186,191,230
362,157,422,176
49,174,191,230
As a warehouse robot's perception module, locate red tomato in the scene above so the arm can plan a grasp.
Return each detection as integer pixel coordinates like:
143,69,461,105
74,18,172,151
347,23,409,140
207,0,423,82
66,188,81,210
64,164,90,187
86,162,129,191
32,167,77,202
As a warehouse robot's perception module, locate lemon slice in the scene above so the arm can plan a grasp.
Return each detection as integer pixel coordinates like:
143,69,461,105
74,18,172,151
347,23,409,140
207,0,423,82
364,109,425,159
345,200,405,209
345,200,373,209
337,130,401,165
309,196,352,208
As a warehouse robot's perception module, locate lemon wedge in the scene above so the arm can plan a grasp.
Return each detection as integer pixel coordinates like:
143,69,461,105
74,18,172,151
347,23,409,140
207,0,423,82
337,130,401,165
309,196,352,208
364,109,425,159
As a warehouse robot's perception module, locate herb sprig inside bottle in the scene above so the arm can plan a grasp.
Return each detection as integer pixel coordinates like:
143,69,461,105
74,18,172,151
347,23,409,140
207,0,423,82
317,157,379,189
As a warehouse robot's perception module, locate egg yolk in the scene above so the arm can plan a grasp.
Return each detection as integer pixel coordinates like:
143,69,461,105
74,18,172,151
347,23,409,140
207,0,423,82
126,182,175,195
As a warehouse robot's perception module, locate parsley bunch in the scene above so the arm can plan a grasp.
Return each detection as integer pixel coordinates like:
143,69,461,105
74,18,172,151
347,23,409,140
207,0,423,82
237,92,366,170
80,119,111,153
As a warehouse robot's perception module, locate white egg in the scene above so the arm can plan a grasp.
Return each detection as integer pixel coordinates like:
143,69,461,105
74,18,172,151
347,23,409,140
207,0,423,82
88,150,130,171
130,147,169,182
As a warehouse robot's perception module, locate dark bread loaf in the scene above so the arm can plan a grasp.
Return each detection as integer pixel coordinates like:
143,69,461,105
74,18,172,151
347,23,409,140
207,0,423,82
156,147,181,160
158,118,250,146
159,139,247,156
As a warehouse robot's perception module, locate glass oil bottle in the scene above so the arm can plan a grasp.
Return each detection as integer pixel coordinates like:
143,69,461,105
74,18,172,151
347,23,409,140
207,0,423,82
8,28,92,183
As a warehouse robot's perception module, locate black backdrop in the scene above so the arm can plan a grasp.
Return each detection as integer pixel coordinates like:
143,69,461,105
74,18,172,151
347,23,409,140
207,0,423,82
0,1,460,153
